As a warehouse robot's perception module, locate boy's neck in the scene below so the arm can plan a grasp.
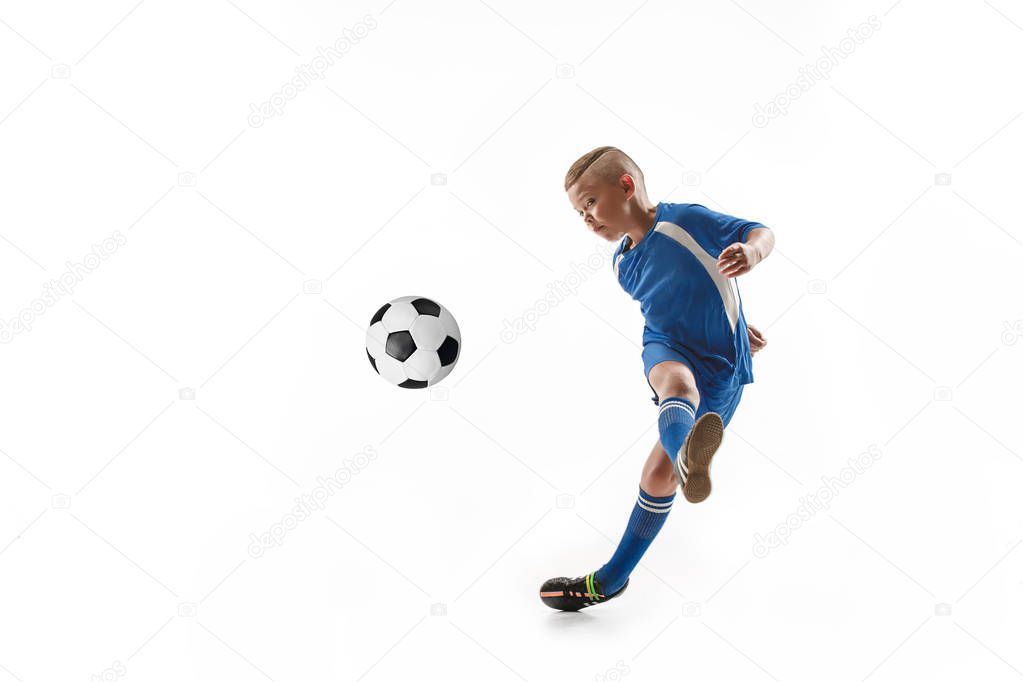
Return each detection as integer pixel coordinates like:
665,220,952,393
623,200,660,249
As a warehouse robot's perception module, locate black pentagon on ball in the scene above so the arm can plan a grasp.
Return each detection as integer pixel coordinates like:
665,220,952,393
399,378,428,389
385,330,416,362
370,303,391,325
411,297,441,317
366,349,379,373
437,336,459,366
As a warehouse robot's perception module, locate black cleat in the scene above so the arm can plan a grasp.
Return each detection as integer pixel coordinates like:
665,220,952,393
539,573,628,612
677,412,724,503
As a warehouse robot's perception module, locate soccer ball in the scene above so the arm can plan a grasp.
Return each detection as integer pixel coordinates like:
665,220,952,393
366,296,461,388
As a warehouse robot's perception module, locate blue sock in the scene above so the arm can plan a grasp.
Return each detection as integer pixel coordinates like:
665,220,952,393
594,487,676,594
658,397,697,465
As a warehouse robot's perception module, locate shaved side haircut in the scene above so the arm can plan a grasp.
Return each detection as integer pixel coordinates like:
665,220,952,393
564,146,647,200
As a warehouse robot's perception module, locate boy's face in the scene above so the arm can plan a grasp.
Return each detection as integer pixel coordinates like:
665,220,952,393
567,173,633,242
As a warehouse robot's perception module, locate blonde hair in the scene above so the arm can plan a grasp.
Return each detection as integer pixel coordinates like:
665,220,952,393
564,146,646,196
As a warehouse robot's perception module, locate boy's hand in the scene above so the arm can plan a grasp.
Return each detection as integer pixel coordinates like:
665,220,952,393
747,323,767,355
717,242,761,278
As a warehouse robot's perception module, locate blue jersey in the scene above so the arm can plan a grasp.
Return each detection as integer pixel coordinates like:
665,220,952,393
612,202,766,390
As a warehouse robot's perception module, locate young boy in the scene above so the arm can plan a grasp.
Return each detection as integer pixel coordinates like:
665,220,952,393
540,146,774,611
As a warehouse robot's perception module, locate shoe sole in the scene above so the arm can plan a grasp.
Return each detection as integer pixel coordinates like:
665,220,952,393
677,412,724,503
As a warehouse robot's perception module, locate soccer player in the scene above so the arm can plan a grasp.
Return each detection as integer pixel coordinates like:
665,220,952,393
540,146,774,612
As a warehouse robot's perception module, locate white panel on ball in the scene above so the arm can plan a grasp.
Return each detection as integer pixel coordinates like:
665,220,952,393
366,321,388,359
409,315,446,351
431,362,456,386
380,301,419,333
405,349,441,381
438,307,461,341
374,353,407,386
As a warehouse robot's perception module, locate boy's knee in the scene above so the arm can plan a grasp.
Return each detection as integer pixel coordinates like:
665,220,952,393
640,461,678,498
652,369,699,404
641,470,678,498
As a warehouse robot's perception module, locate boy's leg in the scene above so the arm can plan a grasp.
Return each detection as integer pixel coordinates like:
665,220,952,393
593,439,678,595
647,359,700,468
640,437,678,496
539,351,734,611
646,354,724,503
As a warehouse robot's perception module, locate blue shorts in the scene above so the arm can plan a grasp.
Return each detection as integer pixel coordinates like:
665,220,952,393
642,342,745,427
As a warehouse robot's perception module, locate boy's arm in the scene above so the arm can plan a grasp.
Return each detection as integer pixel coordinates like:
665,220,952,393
717,226,774,278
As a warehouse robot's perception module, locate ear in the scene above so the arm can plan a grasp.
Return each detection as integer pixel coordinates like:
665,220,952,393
620,174,636,199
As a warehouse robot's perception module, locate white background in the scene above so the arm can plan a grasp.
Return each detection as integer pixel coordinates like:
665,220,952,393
1,1,1022,680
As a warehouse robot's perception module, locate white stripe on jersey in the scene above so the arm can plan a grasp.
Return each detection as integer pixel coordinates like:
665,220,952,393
653,222,740,331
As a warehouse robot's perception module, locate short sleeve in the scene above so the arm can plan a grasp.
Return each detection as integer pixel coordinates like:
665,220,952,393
677,203,767,256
